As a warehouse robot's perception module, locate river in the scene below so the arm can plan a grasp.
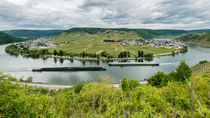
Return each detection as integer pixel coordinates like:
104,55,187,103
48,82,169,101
0,38,210,84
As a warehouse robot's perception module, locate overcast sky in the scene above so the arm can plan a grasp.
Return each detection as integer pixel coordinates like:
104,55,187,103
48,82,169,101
1,0,210,30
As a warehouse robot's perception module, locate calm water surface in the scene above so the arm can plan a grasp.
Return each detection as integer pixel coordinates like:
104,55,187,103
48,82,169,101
0,38,210,84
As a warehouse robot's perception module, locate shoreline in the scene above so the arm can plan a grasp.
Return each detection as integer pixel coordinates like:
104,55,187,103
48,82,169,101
185,41,210,47
11,80,148,89
19,51,176,61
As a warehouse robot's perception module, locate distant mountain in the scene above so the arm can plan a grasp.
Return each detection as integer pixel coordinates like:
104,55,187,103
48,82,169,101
175,32,210,46
187,29,210,33
65,28,187,39
0,32,26,44
2,30,64,38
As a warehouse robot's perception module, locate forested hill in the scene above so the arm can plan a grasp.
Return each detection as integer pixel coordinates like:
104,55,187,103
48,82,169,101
65,28,187,39
0,32,26,44
176,32,210,46
2,30,64,38
187,29,210,33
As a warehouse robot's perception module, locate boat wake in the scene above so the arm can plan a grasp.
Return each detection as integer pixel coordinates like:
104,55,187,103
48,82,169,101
160,62,180,66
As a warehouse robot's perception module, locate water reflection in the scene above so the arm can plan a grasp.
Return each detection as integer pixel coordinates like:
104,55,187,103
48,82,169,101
54,58,57,63
59,58,64,64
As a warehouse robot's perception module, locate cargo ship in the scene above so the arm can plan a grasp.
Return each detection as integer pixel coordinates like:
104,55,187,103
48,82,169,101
108,62,159,66
32,67,106,71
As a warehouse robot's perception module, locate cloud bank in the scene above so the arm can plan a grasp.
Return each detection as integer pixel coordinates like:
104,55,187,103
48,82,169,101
0,0,210,30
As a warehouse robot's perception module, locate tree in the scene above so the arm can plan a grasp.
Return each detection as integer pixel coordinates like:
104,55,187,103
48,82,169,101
101,51,107,57
128,52,130,57
138,50,141,57
144,53,153,61
172,51,175,56
148,72,167,87
123,51,127,58
140,51,144,57
175,60,192,82
82,52,86,58
121,77,129,91
53,50,57,56
73,81,87,93
58,50,64,56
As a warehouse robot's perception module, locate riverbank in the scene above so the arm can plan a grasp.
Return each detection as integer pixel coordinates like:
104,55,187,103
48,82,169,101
184,41,210,47
11,80,148,89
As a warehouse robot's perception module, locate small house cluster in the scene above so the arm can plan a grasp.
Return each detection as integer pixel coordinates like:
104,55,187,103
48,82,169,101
102,38,183,49
18,38,57,49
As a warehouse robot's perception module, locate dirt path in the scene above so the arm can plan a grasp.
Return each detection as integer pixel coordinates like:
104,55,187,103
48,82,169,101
154,52,173,57
120,45,125,51
96,50,104,54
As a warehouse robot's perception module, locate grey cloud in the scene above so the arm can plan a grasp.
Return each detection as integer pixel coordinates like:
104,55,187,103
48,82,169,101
0,0,210,30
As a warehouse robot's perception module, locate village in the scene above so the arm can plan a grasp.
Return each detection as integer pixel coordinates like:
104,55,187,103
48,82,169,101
18,37,57,49
17,36,184,52
102,38,184,49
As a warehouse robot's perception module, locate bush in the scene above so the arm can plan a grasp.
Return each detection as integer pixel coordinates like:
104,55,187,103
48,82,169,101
121,77,129,91
199,60,208,64
25,76,33,82
121,77,141,91
73,81,87,93
128,78,141,89
148,72,167,87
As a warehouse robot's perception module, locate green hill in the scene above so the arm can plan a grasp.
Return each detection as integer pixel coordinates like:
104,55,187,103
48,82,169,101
50,28,178,56
187,29,210,33
175,32,210,46
66,28,187,39
0,32,26,44
2,29,64,38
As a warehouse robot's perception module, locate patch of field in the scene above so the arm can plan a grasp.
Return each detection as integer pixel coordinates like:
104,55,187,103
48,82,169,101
48,30,175,56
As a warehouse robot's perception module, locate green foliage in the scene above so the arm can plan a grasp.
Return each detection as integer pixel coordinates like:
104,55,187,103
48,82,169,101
175,60,192,82
148,72,167,87
121,77,141,91
101,51,107,57
138,50,144,58
176,32,210,46
73,81,87,93
199,60,208,64
0,32,26,44
127,78,141,89
58,50,64,56
148,61,192,87
192,61,210,75
118,51,130,58
143,53,153,61
53,50,57,56
0,71,209,117
5,44,51,58
26,76,33,82
66,28,187,39
121,77,129,91
180,46,188,53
